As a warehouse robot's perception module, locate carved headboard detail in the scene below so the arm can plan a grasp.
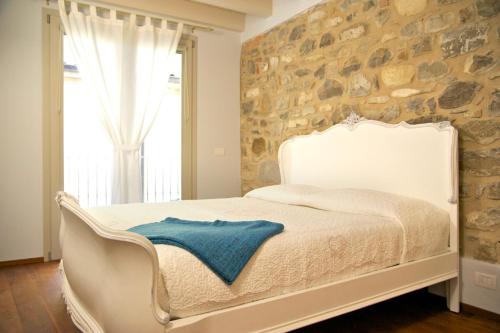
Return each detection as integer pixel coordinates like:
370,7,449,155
278,113,458,212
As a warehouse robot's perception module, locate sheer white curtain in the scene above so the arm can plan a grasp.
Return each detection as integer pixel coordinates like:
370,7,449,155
59,0,183,204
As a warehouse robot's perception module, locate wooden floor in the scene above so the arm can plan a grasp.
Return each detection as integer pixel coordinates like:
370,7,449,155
0,262,498,333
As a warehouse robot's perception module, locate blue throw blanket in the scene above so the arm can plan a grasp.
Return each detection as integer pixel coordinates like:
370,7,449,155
128,217,284,285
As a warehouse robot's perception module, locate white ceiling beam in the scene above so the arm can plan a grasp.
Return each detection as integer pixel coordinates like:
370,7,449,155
190,0,272,17
98,0,246,31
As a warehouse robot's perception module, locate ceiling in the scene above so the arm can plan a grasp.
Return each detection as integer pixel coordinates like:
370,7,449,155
99,0,272,32
189,0,272,17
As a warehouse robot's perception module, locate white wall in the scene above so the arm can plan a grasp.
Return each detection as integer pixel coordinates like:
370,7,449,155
0,0,241,261
242,0,325,42
429,258,500,314
461,258,500,314
195,29,241,199
0,0,44,261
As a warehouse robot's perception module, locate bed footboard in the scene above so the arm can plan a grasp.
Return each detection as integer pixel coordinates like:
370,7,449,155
56,192,169,333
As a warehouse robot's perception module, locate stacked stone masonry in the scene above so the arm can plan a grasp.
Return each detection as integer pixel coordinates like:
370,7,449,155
240,0,500,263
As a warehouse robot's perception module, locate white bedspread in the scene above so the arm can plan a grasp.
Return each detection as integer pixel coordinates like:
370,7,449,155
86,187,449,318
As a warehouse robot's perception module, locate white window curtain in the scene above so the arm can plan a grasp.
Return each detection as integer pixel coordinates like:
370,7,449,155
58,0,183,204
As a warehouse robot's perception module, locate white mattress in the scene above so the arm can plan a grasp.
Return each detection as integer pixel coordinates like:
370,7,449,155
86,187,450,318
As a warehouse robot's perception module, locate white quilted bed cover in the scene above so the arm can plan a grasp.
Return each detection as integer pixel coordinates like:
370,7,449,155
86,185,450,318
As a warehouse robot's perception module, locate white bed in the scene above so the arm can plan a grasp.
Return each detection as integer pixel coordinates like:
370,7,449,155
56,115,459,333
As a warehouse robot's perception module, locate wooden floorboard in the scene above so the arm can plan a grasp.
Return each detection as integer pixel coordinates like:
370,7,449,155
0,258,44,269
293,287,500,333
0,270,24,333
0,261,498,333
3,265,59,333
31,263,80,333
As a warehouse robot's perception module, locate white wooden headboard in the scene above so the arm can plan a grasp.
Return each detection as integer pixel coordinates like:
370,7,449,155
278,114,458,213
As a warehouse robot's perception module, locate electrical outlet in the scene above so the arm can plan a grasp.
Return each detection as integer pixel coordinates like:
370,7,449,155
474,272,497,290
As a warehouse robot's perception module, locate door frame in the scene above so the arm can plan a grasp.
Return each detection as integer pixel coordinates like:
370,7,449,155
42,8,64,261
179,35,198,200
42,9,198,260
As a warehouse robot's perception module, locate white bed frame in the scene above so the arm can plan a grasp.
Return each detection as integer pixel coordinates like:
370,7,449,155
56,114,460,333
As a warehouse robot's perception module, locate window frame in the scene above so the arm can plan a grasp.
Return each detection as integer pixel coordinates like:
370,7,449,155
178,35,197,200
42,8,197,260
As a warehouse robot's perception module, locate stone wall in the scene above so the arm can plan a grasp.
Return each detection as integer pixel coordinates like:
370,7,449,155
240,0,500,263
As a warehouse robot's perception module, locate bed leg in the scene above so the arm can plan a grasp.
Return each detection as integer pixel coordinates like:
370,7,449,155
446,277,460,313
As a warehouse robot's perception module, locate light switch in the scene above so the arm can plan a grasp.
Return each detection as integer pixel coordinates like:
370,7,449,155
214,147,225,156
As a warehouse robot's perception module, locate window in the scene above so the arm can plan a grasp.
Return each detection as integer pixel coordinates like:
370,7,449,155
63,35,113,207
44,9,196,260
63,35,186,207
142,55,183,203
63,36,189,207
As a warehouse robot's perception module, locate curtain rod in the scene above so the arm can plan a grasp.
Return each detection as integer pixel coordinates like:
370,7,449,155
47,0,214,32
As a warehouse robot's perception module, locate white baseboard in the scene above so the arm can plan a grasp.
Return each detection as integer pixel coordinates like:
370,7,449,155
429,257,500,314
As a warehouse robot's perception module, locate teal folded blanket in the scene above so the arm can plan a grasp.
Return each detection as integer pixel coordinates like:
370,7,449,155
128,217,284,285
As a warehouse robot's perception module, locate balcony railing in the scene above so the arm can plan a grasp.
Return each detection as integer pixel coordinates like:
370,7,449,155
143,151,181,203
64,153,112,208
64,151,180,208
